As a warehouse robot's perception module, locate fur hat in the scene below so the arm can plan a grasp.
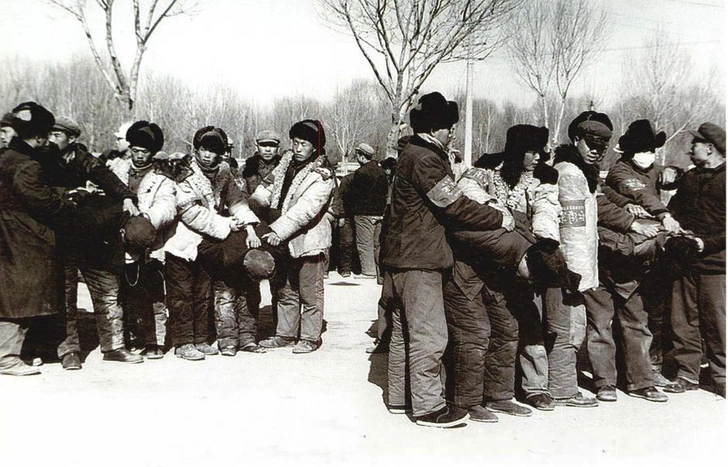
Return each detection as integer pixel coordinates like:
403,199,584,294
409,92,459,133
617,119,666,154
52,116,81,138
504,124,549,155
688,122,726,154
289,119,326,152
193,126,227,155
126,121,164,153
11,102,55,139
122,215,157,250
525,238,582,292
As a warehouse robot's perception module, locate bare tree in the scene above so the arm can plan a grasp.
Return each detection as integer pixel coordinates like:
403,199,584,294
45,0,197,114
506,0,607,144
318,0,520,156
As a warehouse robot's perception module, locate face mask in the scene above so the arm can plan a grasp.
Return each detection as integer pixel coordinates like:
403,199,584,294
632,152,656,169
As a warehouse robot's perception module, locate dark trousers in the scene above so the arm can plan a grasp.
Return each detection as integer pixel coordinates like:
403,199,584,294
338,218,354,275
584,284,654,391
443,278,519,408
375,270,396,344
272,253,325,343
214,279,260,349
671,272,726,387
642,272,671,371
165,254,212,347
121,259,166,348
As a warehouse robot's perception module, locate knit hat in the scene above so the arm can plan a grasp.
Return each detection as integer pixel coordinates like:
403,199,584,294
525,238,582,292
52,116,81,137
243,249,276,281
688,122,726,154
122,215,157,250
409,92,459,133
616,119,666,154
11,102,55,139
355,142,375,159
289,119,326,151
126,121,164,153
256,130,281,145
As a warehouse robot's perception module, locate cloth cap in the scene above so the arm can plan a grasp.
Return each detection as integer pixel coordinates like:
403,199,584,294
256,130,281,145
409,92,459,133
126,121,164,153
578,120,612,148
617,119,666,154
52,116,81,137
243,249,276,280
355,143,375,159
1,112,15,127
122,215,157,250
11,101,55,138
289,119,326,151
688,122,726,154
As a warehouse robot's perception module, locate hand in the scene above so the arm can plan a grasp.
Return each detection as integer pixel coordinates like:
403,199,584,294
630,221,660,238
501,212,515,232
338,218,346,227
245,225,261,248
123,198,140,216
625,203,650,218
661,215,681,234
229,217,242,232
660,167,678,185
694,237,704,252
262,232,281,246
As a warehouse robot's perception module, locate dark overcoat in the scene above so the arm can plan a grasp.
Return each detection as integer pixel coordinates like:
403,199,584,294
0,139,74,319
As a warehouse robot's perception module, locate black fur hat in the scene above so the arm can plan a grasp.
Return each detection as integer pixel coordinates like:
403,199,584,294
11,101,55,139
409,92,459,133
126,121,164,154
289,119,326,152
617,119,666,154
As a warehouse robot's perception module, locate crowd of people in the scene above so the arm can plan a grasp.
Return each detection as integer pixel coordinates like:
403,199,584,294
0,93,724,429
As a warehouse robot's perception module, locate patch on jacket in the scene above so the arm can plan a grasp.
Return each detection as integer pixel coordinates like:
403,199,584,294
314,167,332,180
561,199,586,227
461,167,490,190
619,178,647,193
427,175,463,208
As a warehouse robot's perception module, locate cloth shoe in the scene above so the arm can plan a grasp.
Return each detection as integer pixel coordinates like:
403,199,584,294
141,345,164,360
175,343,205,361
195,343,219,356
259,336,296,349
652,370,672,388
597,385,618,402
628,386,668,402
61,352,82,370
220,345,237,357
102,349,143,364
663,377,699,393
715,383,726,399
240,343,266,353
467,405,498,423
485,400,532,417
0,357,41,376
554,392,599,408
386,404,411,414
416,404,469,428
292,339,318,354
525,393,555,411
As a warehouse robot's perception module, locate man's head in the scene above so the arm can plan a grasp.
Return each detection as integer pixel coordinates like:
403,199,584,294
616,119,666,169
687,122,725,168
126,121,164,168
114,121,133,152
243,248,276,281
0,112,17,148
10,102,55,148
193,126,228,169
354,142,375,165
49,116,81,152
409,92,459,147
120,215,157,254
255,130,281,162
519,238,582,291
569,111,613,165
289,119,326,163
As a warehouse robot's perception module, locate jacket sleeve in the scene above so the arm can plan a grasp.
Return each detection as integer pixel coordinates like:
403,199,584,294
269,174,335,241
176,180,231,240
606,164,669,216
144,177,177,229
226,177,259,225
596,191,635,233
412,153,503,231
78,150,136,201
531,182,561,242
15,161,75,225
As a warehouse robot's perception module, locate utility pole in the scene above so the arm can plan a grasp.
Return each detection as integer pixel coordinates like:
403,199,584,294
464,58,474,167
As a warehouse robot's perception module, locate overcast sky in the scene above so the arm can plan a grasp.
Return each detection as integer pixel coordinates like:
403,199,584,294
0,0,724,109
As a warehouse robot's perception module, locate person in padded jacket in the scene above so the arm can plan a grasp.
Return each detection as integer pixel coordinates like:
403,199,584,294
379,91,512,428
